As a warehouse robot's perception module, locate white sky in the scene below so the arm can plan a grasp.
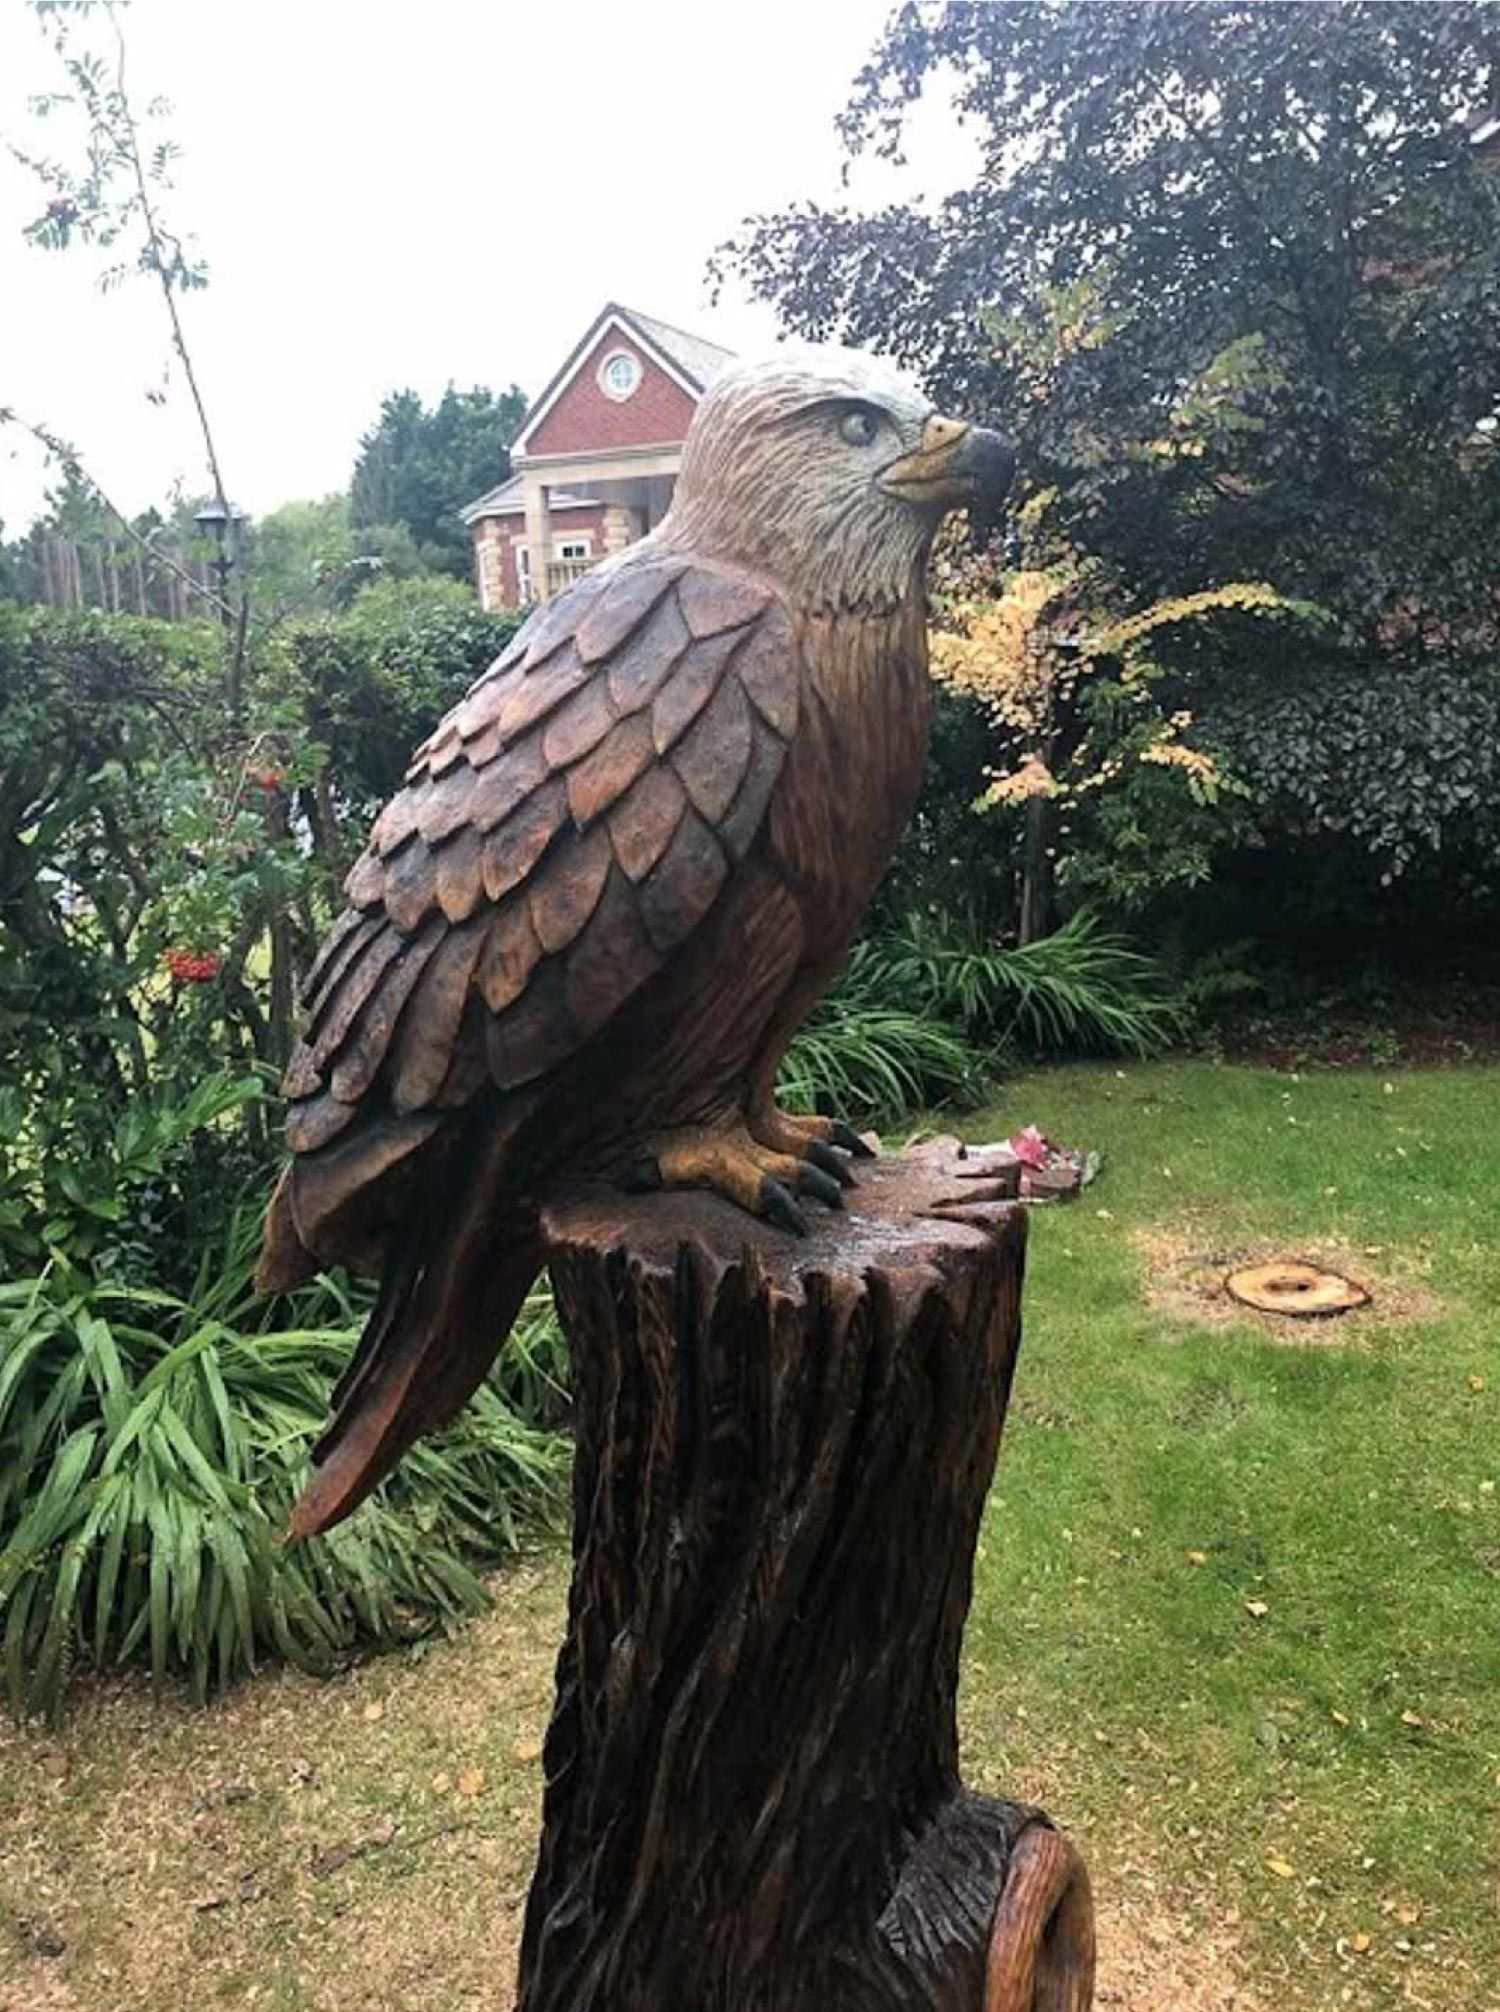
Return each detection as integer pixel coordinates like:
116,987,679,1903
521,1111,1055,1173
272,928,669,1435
0,0,978,532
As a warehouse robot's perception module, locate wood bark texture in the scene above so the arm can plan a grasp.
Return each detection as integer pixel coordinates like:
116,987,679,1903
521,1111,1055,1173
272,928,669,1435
518,1142,1095,2012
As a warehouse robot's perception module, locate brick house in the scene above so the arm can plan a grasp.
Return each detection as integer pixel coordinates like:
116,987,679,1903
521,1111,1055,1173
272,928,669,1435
461,303,735,609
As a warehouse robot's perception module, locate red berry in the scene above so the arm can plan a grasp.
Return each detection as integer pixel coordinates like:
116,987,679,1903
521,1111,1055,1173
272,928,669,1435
165,947,221,984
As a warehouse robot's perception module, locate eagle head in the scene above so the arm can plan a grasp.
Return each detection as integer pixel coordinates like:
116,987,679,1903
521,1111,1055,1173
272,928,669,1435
662,346,1014,613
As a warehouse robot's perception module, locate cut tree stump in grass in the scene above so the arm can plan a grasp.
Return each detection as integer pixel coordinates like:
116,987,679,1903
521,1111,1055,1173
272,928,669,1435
1224,1259,1370,1317
517,1141,1095,2012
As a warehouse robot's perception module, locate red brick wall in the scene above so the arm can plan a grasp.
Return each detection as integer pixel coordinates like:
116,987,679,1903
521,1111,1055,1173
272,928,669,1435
524,329,698,457
474,503,611,608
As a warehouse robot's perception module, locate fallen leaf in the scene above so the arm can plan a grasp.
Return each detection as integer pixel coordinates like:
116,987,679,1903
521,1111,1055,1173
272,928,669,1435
1469,1375,1486,1393
1400,1708,1426,1728
456,1767,486,1798
1396,1903,1422,1927
191,1892,229,1912
1267,1856,1296,1880
430,1771,452,1795
368,1815,397,1847
1349,1932,1372,1954
1245,1600,1270,1620
1331,1709,1350,1726
512,1738,544,1765
362,1700,386,1723
1186,1550,1208,1567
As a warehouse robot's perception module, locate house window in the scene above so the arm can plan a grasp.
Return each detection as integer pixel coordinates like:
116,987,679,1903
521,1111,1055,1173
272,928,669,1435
514,543,533,604
557,538,592,562
598,349,642,402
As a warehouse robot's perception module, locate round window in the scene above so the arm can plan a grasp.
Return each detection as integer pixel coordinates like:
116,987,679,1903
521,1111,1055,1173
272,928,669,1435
600,350,642,402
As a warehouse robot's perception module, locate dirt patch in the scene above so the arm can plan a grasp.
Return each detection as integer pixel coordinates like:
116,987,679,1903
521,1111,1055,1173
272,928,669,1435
1137,1224,1440,1340
1095,1892,1264,2010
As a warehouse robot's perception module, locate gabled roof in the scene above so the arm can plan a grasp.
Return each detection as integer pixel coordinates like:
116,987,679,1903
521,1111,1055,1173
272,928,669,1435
460,474,603,525
511,302,735,459
617,306,735,396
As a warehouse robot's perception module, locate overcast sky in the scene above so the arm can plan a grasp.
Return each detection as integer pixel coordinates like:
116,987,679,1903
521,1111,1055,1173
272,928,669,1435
0,0,978,532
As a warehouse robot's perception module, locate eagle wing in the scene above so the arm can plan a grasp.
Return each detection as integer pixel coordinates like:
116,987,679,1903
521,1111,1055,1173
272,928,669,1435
278,551,802,1200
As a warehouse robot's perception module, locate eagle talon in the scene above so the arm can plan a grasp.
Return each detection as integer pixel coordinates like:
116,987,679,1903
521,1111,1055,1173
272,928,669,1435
619,1122,848,1233
804,1138,857,1188
759,1177,810,1236
831,1121,877,1160
796,1161,846,1211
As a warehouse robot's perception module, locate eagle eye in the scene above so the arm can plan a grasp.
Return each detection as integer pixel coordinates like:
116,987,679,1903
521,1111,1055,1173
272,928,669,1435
838,406,882,448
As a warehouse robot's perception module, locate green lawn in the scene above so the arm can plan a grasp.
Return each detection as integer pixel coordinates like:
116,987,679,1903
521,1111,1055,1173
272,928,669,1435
1,1061,1495,2011
960,1059,1500,2009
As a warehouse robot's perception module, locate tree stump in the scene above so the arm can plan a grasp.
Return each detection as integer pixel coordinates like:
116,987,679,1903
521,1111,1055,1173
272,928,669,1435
517,1141,1095,2012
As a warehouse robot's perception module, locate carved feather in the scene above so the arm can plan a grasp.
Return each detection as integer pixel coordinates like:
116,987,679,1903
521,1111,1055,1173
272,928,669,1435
433,825,486,924
563,865,661,1038
328,918,446,1103
478,897,544,1014
606,764,688,882
638,807,729,954
673,672,753,824
481,778,568,902
391,919,487,1111
496,645,591,744
574,558,686,664
308,925,406,1063
566,713,657,830
542,676,618,771
676,568,767,640
277,557,803,1222
300,907,380,1010
529,823,612,953
650,626,743,754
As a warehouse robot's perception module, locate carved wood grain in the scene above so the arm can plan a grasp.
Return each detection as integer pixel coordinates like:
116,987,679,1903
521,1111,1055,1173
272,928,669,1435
517,1144,1095,2012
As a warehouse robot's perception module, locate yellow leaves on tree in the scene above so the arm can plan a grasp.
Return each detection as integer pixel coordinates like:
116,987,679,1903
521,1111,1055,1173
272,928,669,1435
928,568,1290,815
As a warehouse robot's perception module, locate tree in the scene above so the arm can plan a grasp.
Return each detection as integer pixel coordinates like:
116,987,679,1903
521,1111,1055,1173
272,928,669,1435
722,2,1500,897
349,383,528,576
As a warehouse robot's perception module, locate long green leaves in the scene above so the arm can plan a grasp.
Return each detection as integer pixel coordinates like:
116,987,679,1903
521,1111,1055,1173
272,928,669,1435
860,910,1181,1059
0,1205,568,1720
778,910,1178,1127
779,998,983,1124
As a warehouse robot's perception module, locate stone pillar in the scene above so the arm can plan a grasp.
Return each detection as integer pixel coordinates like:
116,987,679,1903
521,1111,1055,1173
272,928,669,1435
602,503,642,557
522,474,552,603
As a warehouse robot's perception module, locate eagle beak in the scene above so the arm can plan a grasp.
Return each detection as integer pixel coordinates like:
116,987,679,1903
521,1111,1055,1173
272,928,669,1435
880,415,1016,515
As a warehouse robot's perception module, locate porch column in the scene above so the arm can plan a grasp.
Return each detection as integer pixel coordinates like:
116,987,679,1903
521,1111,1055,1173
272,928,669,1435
522,474,552,603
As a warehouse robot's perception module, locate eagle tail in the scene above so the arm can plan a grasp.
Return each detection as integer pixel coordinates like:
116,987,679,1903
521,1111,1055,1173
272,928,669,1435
284,1120,542,1541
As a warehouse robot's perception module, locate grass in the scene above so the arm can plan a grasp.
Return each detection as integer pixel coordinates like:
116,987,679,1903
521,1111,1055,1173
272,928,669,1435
958,1059,1500,2010
2,1059,1497,2011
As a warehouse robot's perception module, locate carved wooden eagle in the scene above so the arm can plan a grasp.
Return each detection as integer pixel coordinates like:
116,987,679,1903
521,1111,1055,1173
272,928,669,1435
258,349,1013,1535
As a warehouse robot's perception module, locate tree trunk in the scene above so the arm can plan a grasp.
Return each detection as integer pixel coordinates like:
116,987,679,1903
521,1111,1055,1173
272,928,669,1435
520,1142,1094,2012
1018,794,1059,947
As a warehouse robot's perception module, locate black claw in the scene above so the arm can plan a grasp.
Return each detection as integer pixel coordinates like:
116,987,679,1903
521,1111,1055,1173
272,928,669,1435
620,1155,664,1193
805,1138,857,1187
759,1176,809,1236
796,1162,846,1211
832,1121,876,1159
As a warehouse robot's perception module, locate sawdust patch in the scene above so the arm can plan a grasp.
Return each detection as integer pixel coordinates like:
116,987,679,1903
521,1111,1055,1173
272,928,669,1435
1095,1892,1265,2010
1137,1222,1440,1341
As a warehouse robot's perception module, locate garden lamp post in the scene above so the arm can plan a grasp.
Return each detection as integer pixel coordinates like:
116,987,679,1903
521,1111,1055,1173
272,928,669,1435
194,496,248,730
193,495,241,632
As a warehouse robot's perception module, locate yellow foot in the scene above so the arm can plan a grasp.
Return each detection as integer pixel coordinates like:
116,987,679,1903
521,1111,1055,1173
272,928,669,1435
622,1122,848,1235
749,1106,875,1188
